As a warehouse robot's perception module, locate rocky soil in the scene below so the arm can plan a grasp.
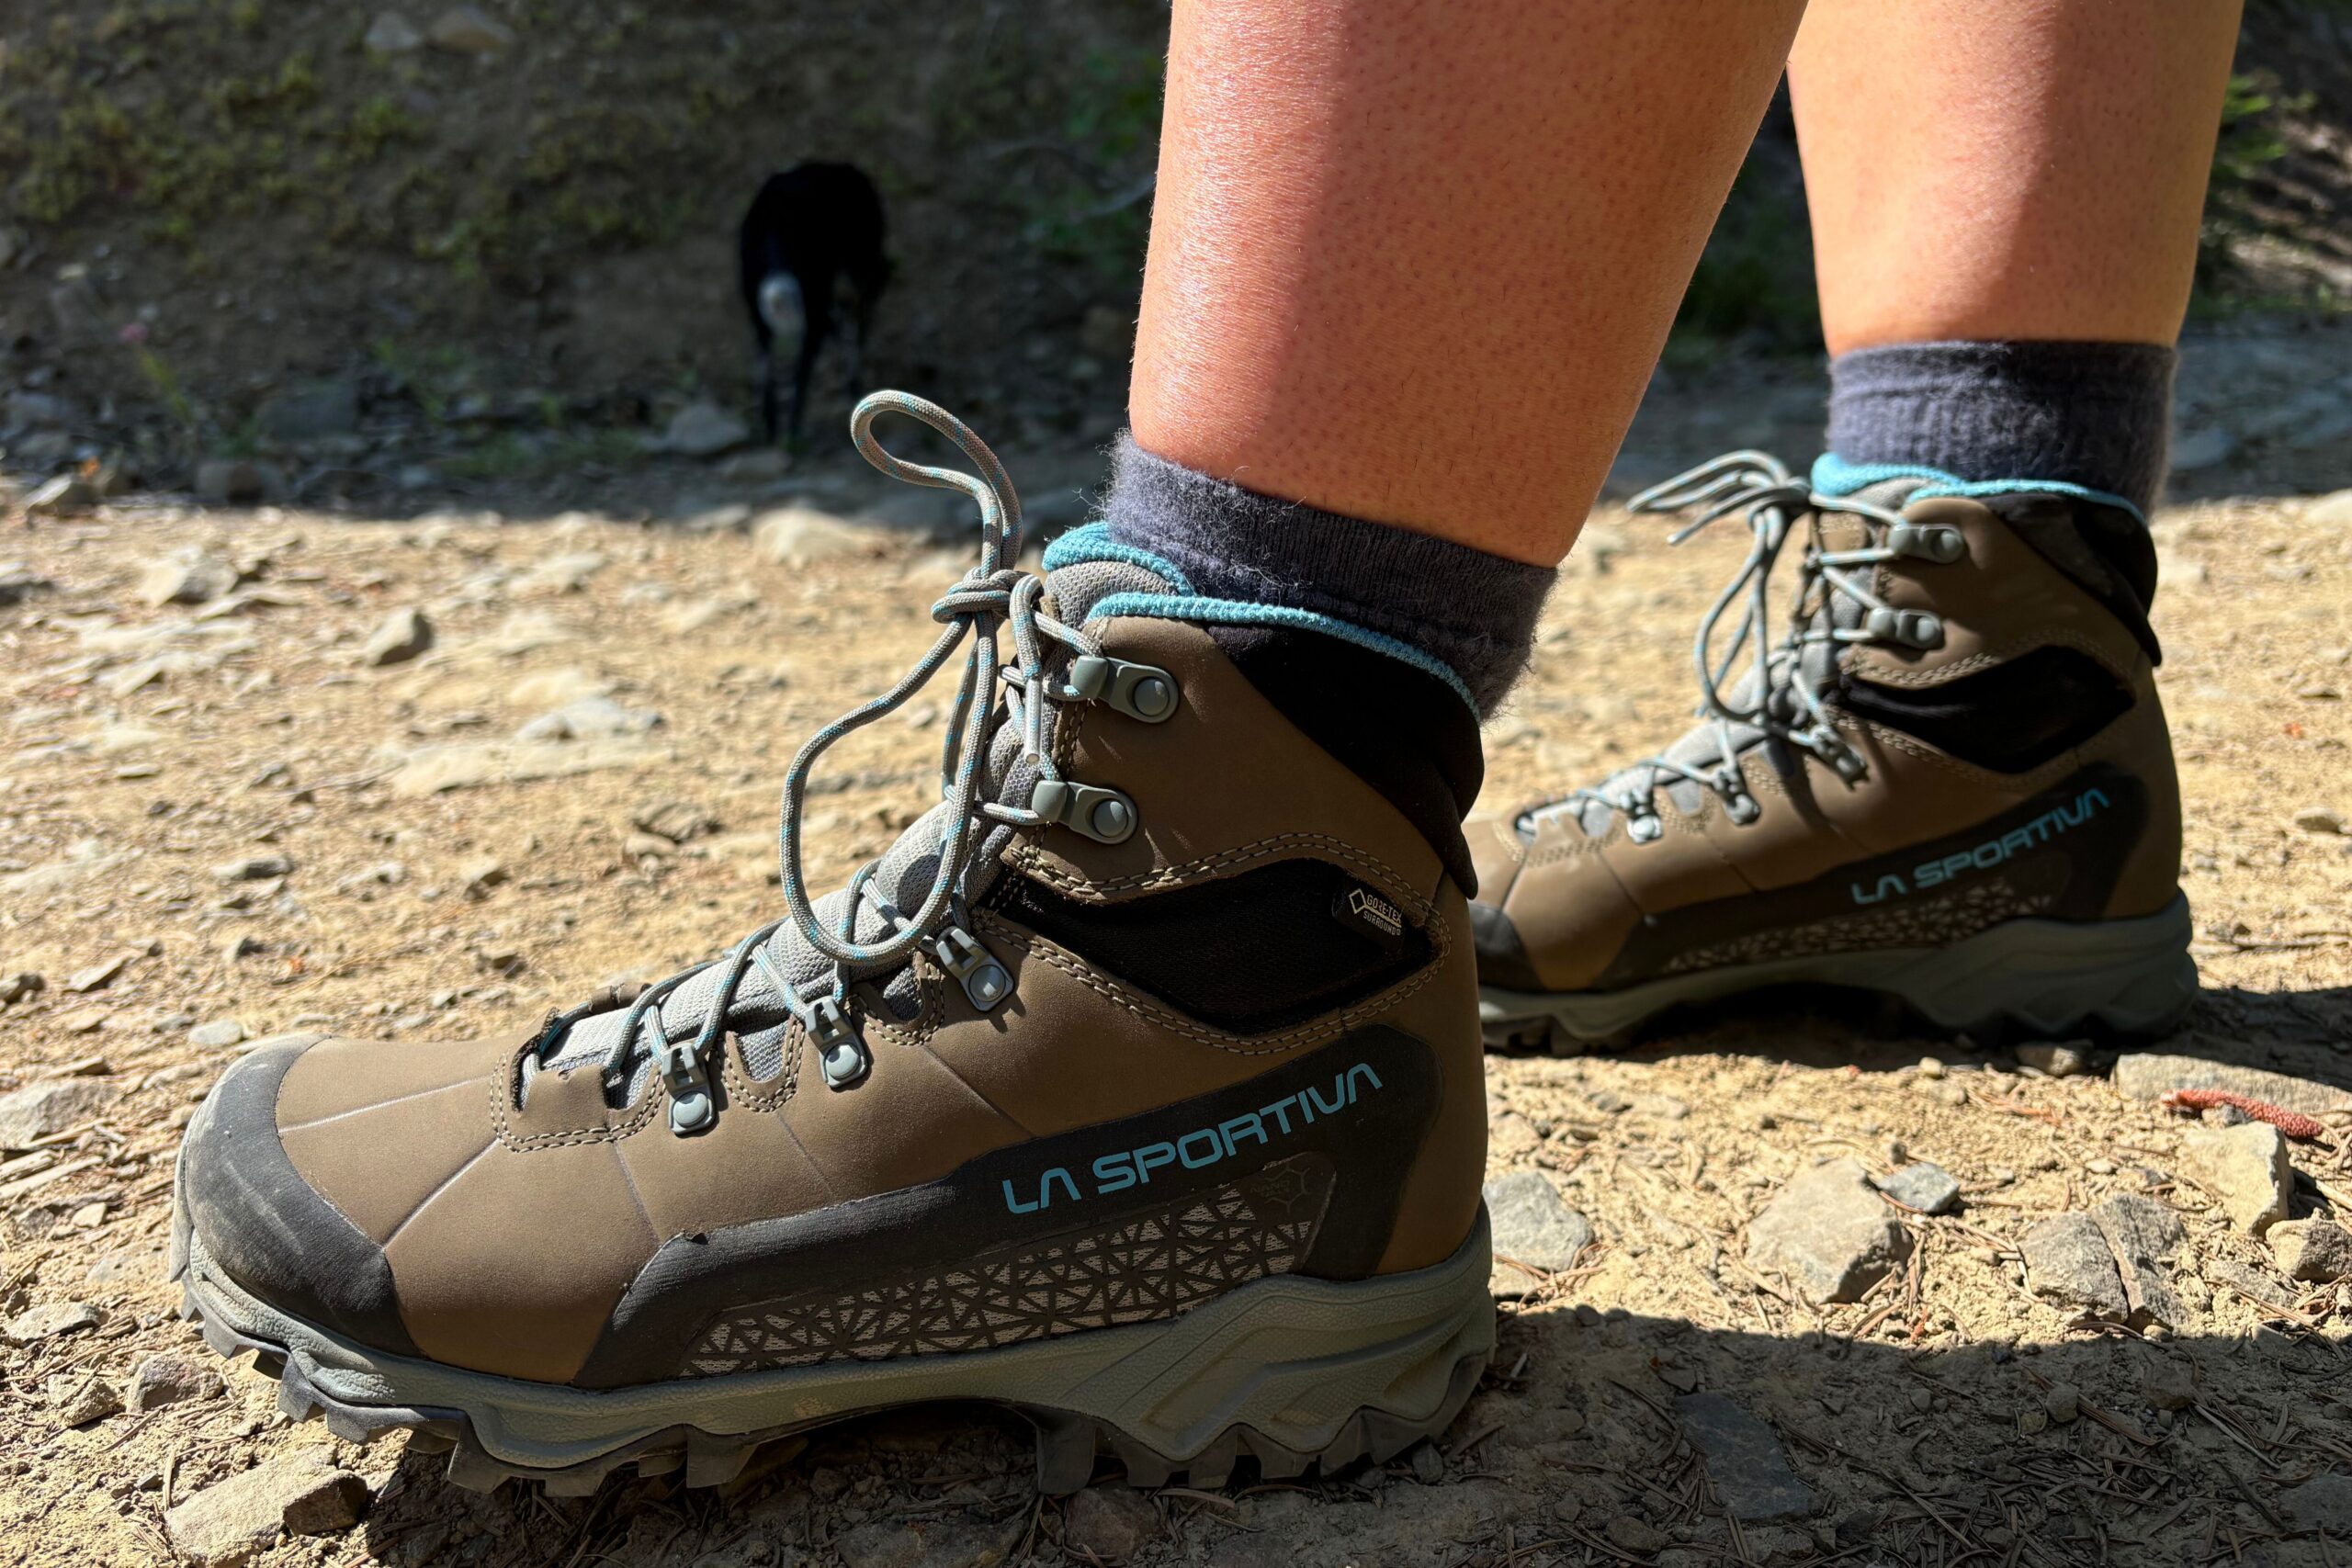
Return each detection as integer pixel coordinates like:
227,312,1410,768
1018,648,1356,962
1,415,2349,1566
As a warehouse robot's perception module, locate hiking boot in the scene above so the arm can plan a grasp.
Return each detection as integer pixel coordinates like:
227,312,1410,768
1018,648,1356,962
172,394,1493,1495
1470,452,2193,1052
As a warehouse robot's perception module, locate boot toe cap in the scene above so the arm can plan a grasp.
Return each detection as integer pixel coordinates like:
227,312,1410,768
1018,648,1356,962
177,1041,421,1358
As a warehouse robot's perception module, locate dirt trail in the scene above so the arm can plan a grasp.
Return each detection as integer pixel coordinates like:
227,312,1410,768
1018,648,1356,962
1,470,2348,1567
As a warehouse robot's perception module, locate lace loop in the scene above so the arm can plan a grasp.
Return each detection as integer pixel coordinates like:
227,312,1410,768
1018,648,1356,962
529,392,1125,1130
1528,451,1949,837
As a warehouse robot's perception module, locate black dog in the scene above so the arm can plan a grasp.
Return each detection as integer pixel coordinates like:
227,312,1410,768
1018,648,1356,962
738,162,890,444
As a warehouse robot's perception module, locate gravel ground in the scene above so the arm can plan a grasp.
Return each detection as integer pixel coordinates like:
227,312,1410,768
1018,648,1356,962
2,450,2348,1568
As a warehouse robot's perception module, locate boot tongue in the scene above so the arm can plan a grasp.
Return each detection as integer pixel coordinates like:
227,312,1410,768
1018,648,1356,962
548,544,1177,1079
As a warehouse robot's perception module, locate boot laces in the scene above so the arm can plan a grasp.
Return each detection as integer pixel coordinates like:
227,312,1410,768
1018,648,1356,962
1528,451,1954,840
528,393,1112,1127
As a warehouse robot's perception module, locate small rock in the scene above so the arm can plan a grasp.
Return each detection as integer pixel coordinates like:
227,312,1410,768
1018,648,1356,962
2142,1356,2197,1411
2270,1218,2352,1283
281,1471,371,1536
2204,1256,2295,1310
2044,1382,2080,1424
2279,1472,2352,1536
1485,1169,1594,1293
188,1019,245,1048
2182,1122,2292,1235
2014,1042,2090,1077
2020,1213,2128,1318
634,798,721,843
137,552,238,607
512,550,607,596
458,857,508,897
1675,1393,1814,1522
0,1077,114,1147
664,401,749,457
1407,1441,1445,1483
25,473,97,517
1606,1516,1671,1554
2018,1407,2048,1435
85,1246,164,1286
2112,1054,2352,1116
164,1450,367,1566
2293,806,2346,835
1745,1156,1909,1303
1060,1486,1159,1562
1872,1161,1961,1215
215,853,294,881
2093,1193,2188,1329
752,505,882,567
47,1371,121,1426
65,952,134,991
506,666,609,708
1916,1056,1948,1079
4,1299,100,1343
0,971,45,1005
365,10,424,51
514,694,664,741
360,604,434,666
426,5,514,53
126,1353,224,1411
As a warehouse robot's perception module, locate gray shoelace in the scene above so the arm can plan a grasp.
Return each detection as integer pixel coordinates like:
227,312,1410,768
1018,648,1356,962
1528,451,1957,840
527,392,1122,1132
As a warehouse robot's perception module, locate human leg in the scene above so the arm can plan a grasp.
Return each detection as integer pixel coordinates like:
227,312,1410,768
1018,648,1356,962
1470,1,2240,1052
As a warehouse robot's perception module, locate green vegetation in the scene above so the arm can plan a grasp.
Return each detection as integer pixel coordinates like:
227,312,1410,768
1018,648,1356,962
1671,158,1819,355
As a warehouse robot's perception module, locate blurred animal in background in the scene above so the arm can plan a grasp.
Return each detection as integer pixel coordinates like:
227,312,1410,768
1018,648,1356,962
738,162,891,445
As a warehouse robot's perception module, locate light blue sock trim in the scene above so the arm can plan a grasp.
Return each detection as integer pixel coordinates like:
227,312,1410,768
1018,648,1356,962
1810,454,2143,524
1040,522,1199,593
1086,592,1483,716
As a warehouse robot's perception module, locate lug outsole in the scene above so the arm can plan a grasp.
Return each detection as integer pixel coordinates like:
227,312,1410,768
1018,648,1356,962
175,1278,1486,1497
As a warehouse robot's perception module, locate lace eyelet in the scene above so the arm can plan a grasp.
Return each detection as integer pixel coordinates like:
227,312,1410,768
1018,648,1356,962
1065,654,1180,723
1625,813,1665,845
808,998,869,1089
652,1036,717,1134
933,925,1012,1010
1863,606,1944,650
1724,792,1761,826
1031,778,1138,843
1887,523,1966,564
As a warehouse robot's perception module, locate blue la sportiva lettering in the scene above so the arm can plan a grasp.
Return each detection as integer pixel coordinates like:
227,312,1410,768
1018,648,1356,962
1850,785,2109,907
1002,1062,1383,1214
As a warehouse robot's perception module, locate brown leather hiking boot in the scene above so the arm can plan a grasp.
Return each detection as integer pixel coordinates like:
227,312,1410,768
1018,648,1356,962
172,395,1493,1495
1470,453,2192,1051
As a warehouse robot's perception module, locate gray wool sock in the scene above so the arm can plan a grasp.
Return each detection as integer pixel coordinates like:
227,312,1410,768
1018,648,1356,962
1826,340,2176,515
1102,435,1555,714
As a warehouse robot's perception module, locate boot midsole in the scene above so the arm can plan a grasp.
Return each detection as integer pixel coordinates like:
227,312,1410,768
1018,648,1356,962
1482,894,2195,1039
179,1201,1494,1472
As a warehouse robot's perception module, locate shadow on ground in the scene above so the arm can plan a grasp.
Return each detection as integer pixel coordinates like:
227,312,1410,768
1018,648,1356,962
345,1310,2352,1568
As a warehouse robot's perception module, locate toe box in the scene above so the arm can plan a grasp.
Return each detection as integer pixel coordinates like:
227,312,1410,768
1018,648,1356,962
177,1041,421,1357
